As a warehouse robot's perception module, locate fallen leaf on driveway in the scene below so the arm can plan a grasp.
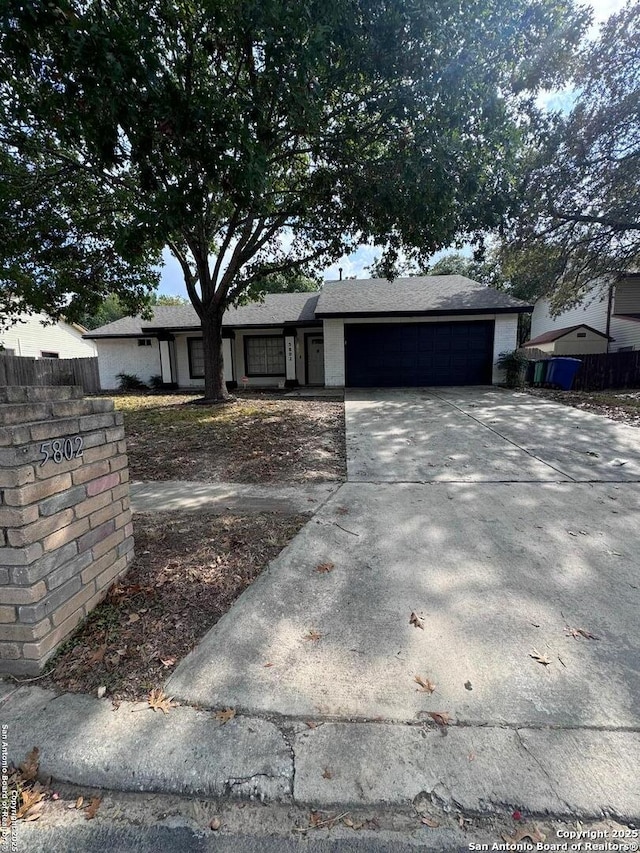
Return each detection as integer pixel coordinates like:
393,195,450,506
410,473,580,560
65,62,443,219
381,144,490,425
343,816,364,829
565,626,600,640
427,711,451,727
19,747,39,782
263,662,275,668
421,816,440,828
414,675,436,693
148,688,178,714
303,630,322,641
85,797,102,820
209,817,221,831
160,657,177,668
409,612,424,629
215,708,236,725
74,796,84,810
17,786,46,821
305,721,317,729
502,826,546,844
464,680,473,691
322,768,333,779
315,562,335,574
530,649,551,666
567,530,578,536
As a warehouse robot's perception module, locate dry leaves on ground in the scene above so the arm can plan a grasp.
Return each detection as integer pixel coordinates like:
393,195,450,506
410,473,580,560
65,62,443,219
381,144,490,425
503,826,546,844
315,562,335,574
116,392,346,484
16,785,47,821
530,648,551,666
427,711,452,727
7,747,52,826
40,511,306,702
85,797,102,821
409,612,425,629
209,817,222,831
215,708,236,725
19,747,40,782
148,688,177,714
565,626,600,640
322,768,333,779
414,675,436,694
421,816,440,828
296,810,351,833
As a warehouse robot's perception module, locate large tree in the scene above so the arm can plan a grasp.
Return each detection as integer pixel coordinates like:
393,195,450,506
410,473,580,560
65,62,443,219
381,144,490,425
1,0,587,399
503,1,640,312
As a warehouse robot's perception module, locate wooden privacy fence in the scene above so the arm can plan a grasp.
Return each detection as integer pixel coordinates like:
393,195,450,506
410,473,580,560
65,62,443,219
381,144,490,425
0,355,101,393
519,348,640,391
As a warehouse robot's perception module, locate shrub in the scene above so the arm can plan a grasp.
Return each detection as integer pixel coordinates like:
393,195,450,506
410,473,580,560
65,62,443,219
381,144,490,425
497,350,529,388
149,374,164,391
116,372,148,391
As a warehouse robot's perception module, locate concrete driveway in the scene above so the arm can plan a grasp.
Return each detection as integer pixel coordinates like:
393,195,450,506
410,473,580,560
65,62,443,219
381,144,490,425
167,388,640,814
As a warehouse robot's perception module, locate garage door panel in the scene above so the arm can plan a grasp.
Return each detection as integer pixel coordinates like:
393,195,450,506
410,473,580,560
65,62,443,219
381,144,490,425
345,322,494,387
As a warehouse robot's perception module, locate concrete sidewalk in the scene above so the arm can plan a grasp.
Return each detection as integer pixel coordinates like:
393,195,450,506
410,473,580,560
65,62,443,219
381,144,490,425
4,388,639,834
130,480,340,514
2,684,639,821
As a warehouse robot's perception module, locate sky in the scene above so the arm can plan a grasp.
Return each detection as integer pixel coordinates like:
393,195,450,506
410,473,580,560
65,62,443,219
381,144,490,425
156,0,627,298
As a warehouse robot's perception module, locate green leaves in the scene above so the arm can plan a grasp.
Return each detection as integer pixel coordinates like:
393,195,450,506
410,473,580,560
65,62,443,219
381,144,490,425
0,0,588,393
502,2,640,308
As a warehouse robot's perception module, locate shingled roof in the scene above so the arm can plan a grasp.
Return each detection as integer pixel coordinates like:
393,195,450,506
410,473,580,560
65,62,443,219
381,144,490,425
86,277,532,338
523,324,612,347
315,276,532,316
85,294,320,337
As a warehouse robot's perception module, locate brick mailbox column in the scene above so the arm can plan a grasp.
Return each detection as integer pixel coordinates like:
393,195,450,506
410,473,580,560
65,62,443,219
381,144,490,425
0,386,134,676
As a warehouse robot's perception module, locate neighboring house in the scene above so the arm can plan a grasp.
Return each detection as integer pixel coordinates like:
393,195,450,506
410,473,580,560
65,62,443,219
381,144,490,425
0,312,97,359
85,276,531,389
522,324,611,355
529,273,640,353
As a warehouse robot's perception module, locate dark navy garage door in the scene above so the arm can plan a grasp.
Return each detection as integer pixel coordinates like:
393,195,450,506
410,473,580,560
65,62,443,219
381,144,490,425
345,321,494,387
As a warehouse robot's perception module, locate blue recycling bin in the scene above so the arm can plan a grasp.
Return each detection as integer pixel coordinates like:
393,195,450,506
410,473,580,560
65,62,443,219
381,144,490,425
548,357,582,391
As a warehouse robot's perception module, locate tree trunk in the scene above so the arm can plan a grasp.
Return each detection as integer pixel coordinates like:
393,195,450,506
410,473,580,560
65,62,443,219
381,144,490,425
201,310,229,402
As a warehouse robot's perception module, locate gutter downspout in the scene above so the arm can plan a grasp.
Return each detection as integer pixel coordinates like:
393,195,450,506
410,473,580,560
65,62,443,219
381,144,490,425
605,282,615,353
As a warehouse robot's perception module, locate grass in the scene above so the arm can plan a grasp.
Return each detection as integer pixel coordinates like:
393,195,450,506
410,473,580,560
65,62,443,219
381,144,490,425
109,391,346,483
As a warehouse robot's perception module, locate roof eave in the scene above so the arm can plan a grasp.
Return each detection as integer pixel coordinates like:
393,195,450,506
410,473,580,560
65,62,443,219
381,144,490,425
315,306,533,319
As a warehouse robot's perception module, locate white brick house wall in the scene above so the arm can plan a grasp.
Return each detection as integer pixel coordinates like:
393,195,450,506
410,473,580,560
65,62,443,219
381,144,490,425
492,314,519,383
323,319,346,387
96,338,161,389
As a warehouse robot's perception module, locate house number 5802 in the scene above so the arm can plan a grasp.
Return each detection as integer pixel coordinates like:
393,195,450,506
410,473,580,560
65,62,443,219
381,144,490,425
40,437,84,466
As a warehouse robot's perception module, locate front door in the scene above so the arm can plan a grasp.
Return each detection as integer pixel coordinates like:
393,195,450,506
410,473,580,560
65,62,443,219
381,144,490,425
306,335,325,385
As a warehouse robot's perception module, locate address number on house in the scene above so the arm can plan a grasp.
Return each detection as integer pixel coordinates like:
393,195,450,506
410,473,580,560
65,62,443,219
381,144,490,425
39,437,84,466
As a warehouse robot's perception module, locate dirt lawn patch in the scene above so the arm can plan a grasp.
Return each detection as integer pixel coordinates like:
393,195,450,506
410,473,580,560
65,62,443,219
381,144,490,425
526,387,640,427
112,391,345,483
40,510,307,702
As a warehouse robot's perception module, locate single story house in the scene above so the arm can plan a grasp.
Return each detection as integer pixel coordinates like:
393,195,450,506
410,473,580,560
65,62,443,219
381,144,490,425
85,276,532,389
522,324,612,355
529,273,640,354
1,312,96,359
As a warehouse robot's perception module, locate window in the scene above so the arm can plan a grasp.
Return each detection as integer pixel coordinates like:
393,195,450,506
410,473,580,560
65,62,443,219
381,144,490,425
576,332,586,338
188,338,205,378
244,336,285,376
40,351,59,359
138,338,152,347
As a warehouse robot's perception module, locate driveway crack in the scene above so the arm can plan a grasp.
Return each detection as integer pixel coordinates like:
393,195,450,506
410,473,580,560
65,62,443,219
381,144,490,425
428,391,577,482
514,728,573,814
